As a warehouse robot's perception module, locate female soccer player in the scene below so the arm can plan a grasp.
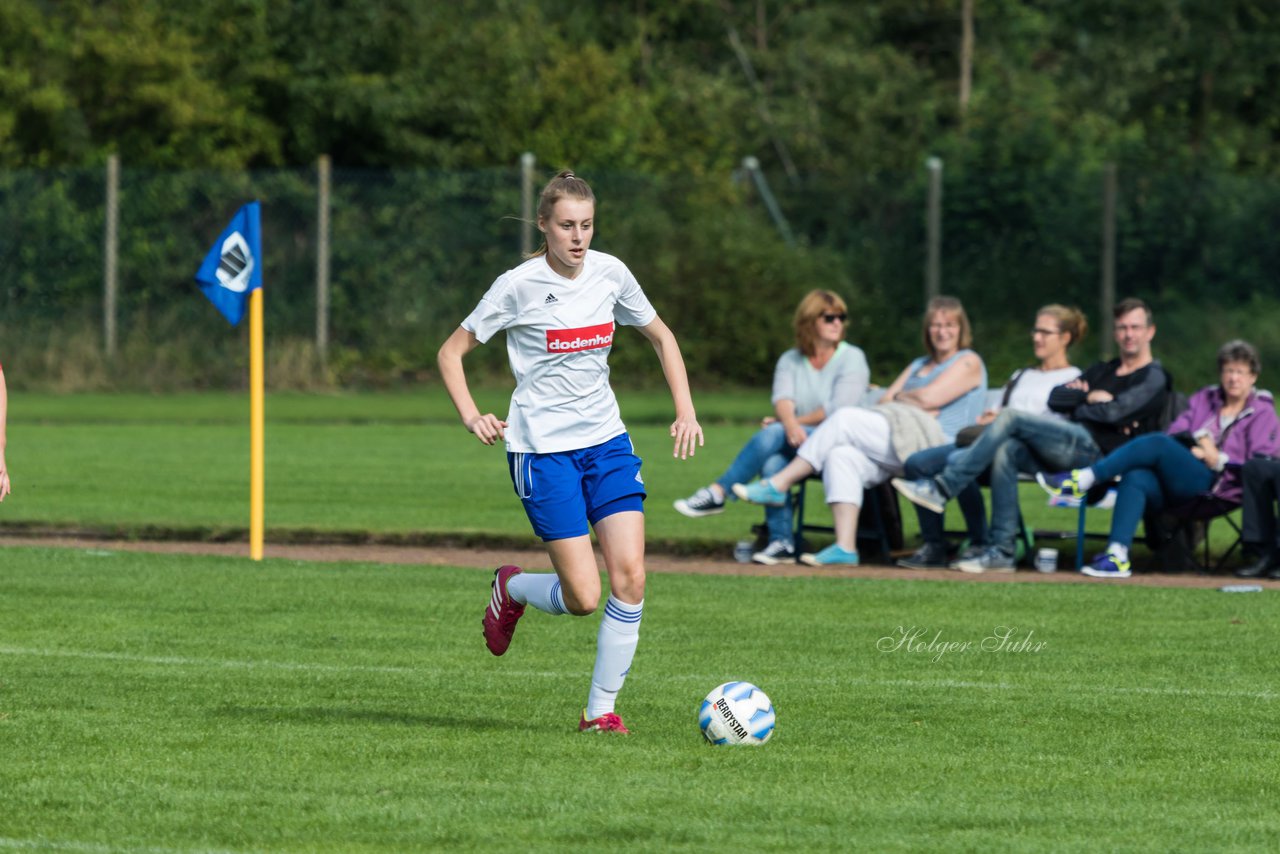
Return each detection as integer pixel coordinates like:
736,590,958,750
438,171,702,734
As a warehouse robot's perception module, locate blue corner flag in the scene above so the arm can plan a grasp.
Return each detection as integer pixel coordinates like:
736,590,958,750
195,201,263,325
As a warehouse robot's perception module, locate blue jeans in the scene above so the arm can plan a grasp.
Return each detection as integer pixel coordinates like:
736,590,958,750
936,410,1100,554
903,443,988,549
1090,432,1214,547
715,422,807,544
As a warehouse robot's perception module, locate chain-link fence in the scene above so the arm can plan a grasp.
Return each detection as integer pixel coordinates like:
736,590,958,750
3,158,1278,391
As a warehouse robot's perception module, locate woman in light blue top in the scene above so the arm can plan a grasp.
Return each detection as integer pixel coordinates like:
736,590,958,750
674,290,869,564
733,296,987,566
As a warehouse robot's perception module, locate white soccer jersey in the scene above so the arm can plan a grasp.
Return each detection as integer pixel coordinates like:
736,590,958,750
462,250,657,453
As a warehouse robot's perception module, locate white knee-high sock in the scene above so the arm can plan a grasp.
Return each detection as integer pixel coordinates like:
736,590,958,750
586,596,643,719
1076,468,1098,491
506,572,568,616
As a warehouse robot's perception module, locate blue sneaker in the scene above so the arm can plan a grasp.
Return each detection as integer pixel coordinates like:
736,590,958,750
1081,550,1132,578
732,479,787,507
799,544,860,566
890,477,947,514
1036,470,1087,500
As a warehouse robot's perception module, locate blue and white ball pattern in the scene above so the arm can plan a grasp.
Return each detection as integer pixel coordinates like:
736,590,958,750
698,681,775,745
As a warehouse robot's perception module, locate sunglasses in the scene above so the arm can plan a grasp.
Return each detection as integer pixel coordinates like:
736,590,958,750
820,313,847,324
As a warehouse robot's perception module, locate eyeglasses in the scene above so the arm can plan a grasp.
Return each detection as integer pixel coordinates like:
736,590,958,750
820,313,847,324
1031,328,1062,337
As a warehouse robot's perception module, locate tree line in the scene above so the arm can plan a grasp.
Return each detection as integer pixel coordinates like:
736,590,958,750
3,1,1278,391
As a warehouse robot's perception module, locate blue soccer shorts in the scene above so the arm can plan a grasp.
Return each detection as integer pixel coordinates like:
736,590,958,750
507,432,647,542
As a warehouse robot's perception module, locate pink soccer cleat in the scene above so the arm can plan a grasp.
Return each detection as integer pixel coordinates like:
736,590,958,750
482,565,525,656
578,710,631,734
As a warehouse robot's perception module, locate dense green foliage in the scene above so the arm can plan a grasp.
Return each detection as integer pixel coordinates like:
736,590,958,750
3,1,1280,389
1,547,1277,850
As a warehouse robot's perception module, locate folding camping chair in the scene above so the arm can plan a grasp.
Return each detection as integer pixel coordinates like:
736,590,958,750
1073,466,1244,573
791,476,904,561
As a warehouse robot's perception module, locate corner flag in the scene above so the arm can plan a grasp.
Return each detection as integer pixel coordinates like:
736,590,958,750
195,200,267,561
195,201,262,326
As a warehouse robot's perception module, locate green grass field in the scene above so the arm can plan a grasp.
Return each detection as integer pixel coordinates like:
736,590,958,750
1,546,1276,851
2,392,1277,850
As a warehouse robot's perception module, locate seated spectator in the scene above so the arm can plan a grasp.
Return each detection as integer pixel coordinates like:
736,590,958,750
893,297,1169,573
897,304,1086,569
733,296,986,567
1039,340,1278,578
1236,455,1280,579
672,290,869,564
0,359,8,501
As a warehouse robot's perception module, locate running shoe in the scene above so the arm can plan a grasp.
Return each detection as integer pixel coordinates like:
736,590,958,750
896,541,949,569
482,564,524,656
890,477,947,514
579,710,631,734
1081,550,1132,579
732,479,787,506
953,543,989,563
753,539,797,565
799,544,860,566
951,546,1016,574
1036,470,1088,500
674,486,726,517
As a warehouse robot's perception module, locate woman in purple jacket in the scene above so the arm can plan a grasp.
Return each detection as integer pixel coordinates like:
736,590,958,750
1037,340,1280,578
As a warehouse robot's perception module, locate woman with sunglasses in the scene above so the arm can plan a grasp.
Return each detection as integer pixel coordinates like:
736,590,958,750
438,171,702,734
734,296,986,566
673,290,868,564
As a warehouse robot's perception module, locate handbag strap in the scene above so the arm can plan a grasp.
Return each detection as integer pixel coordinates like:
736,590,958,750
1000,368,1027,409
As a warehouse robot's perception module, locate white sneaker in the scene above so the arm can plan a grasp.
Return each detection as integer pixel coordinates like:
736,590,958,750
951,546,1016,574
752,540,796,565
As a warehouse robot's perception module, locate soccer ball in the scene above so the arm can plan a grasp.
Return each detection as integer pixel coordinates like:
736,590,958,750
698,681,775,745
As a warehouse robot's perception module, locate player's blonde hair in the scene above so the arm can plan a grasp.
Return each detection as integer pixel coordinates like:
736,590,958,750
530,170,596,258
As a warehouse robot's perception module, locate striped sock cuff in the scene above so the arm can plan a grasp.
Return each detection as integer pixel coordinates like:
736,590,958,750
549,581,567,616
603,596,643,626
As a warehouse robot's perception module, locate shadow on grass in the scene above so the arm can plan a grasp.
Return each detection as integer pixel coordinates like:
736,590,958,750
213,704,508,729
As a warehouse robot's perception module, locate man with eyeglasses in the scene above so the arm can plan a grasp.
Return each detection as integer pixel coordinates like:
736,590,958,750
893,297,1170,573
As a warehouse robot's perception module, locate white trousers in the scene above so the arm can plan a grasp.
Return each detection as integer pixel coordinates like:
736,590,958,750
796,408,901,506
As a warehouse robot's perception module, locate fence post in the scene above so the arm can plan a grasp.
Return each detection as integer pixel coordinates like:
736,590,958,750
1100,161,1117,360
520,152,536,256
925,156,943,301
316,154,331,363
741,156,795,248
103,154,120,358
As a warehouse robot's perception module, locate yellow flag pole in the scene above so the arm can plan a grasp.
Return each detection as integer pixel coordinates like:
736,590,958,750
249,287,265,561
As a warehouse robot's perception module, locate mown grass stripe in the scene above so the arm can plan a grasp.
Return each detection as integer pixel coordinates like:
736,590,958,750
3,645,1273,701
0,837,241,854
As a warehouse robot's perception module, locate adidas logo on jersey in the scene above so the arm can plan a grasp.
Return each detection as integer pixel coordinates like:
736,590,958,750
544,293,558,304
